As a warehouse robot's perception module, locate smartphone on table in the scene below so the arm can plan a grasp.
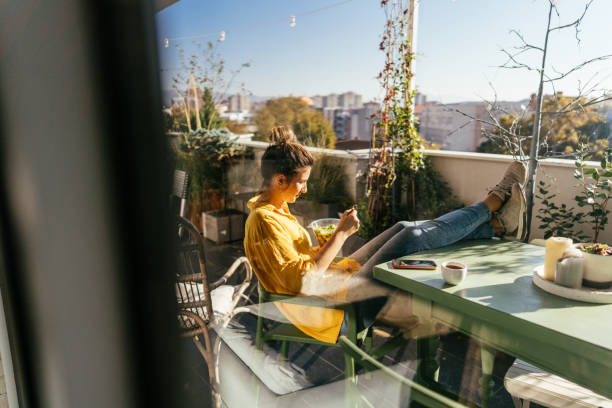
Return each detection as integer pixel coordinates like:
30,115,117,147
391,258,437,270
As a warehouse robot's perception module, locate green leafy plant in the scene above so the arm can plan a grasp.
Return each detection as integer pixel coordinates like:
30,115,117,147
179,128,247,161
582,243,612,255
357,200,391,241
535,180,588,241
573,145,612,242
175,128,251,221
357,157,462,240
396,157,462,221
365,0,424,237
303,154,351,207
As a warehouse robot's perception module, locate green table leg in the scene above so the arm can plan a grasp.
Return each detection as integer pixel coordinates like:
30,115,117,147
410,335,441,408
478,344,496,408
416,335,440,383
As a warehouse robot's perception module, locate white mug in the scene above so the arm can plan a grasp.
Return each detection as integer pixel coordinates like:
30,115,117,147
441,261,467,285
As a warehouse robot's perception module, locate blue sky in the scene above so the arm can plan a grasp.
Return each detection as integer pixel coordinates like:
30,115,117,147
155,0,612,103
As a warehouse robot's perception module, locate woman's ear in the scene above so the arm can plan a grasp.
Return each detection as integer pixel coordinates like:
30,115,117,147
272,174,286,188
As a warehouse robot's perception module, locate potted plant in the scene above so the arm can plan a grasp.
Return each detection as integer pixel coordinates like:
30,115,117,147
176,128,251,243
575,243,612,288
295,154,351,225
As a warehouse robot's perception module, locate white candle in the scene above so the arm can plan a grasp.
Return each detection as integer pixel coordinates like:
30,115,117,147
544,237,573,281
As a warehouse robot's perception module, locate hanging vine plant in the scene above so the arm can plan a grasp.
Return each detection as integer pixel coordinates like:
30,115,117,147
365,0,424,236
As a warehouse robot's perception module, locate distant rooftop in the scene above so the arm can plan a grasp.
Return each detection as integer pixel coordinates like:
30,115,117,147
334,139,371,150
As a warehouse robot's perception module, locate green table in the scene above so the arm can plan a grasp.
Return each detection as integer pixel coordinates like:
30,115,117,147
373,239,612,406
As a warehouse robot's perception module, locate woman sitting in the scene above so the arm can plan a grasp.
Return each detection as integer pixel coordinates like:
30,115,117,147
244,126,526,344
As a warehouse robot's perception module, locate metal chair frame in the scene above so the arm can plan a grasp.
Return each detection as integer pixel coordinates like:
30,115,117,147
175,215,252,390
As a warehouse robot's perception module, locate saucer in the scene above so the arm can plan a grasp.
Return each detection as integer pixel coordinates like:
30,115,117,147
532,265,612,304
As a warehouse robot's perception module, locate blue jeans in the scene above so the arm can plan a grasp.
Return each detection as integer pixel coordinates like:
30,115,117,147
340,201,494,334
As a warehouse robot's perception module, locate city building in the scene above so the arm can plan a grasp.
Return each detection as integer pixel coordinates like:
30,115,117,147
314,92,368,140
417,102,489,151
220,111,254,123
321,105,374,141
322,93,338,108
315,92,364,109
350,102,379,141
338,92,363,108
311,95,323,108
333,110,352,140
416,99,530,152
415,92,427,105
228,93,251,112
321,107,336,128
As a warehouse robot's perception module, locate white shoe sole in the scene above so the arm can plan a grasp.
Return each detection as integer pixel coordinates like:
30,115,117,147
515,184,527,241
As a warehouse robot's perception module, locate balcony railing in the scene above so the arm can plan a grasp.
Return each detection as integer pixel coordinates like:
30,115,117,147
230,135,612,244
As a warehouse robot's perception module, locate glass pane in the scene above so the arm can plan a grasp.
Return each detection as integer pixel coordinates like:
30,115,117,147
157,1,612,407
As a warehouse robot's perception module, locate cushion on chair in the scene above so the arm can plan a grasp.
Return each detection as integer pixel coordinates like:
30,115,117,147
504,359,612,408
216,328,416,407
210,285,236,316
176,283,236,327
214,317,314,395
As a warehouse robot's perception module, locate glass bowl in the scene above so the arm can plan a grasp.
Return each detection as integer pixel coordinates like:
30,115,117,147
307,218,340,246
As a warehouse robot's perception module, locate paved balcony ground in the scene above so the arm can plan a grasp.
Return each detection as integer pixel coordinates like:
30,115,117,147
181,237,549,408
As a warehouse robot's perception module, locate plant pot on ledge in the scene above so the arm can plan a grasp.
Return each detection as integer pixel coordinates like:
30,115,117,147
202,209,245,244
227,191,257,214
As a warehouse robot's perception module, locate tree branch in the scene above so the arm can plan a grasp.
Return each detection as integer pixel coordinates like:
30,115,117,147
509,29,543,52
498,48,541,72
544,54,612,82
583,95,612,108
549,0,592,32
549,0,594,44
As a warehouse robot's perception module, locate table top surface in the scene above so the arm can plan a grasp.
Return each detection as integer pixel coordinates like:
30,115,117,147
373,239,612,353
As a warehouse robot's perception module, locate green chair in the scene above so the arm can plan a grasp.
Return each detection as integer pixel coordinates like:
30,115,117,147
255,280,372,379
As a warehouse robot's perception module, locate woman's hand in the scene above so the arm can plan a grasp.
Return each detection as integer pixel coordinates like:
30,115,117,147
314,208,359,271
336,208,360,237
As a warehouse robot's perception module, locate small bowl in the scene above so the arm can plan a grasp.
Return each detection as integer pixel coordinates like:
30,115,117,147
575,243,612,288
441,261,467,285
307,218,340,246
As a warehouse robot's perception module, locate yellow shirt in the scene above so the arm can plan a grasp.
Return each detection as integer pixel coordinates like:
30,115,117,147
244,195,360,343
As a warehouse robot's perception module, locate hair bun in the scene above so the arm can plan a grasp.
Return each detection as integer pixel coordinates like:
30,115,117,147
269,126,297,144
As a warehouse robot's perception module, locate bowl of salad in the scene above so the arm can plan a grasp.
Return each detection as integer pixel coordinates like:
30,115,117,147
575,243,612,288
308,218,340,246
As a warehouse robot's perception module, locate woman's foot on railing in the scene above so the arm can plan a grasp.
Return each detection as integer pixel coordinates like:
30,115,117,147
495,183,527,241
488,161,526,202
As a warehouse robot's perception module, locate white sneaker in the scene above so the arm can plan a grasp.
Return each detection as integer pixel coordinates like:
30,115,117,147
489,161,527,202
496,183,527,240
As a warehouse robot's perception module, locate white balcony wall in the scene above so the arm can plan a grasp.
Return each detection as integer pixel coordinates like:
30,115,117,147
424,150,611,244
230,135,612,244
